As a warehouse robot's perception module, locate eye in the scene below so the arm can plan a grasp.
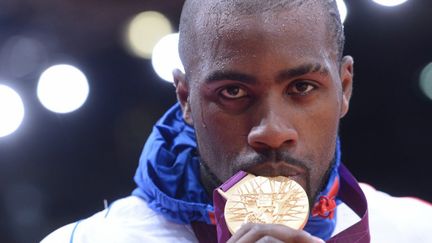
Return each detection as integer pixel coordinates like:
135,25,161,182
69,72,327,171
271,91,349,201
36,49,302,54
220,85,248,99
286,81,317,96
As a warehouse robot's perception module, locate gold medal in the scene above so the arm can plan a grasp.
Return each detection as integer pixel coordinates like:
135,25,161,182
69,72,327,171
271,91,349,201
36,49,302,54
218,174,309,234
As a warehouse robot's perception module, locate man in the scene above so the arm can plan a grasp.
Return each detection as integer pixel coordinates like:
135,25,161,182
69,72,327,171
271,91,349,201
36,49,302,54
42,0,432,242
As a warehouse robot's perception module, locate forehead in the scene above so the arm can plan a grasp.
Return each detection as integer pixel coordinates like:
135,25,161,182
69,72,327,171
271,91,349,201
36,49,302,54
187,3,335,79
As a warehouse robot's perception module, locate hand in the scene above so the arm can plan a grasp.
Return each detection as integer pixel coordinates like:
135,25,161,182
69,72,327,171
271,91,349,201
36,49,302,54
227,223,325,243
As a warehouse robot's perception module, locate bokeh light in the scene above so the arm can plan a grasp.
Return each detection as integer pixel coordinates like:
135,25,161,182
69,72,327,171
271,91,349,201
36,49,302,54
419,63,432,101
371,0,408,7
0,36,46,79
37,64,89,113
336,0,348,23
0,84,25,137
152,33,184,82
125,11,172,59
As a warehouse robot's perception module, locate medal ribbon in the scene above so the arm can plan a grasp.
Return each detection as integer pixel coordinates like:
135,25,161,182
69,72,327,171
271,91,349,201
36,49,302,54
207,164,370,243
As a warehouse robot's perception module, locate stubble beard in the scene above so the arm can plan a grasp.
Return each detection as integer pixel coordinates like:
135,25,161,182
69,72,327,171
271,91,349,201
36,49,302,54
198,149,336,208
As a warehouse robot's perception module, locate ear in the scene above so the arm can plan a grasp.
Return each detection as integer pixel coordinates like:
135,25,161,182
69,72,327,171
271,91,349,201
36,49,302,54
173,69,193,125
339,56,354,118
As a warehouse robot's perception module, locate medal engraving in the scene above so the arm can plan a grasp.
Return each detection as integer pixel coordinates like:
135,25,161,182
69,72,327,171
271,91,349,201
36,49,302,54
223,175,309,234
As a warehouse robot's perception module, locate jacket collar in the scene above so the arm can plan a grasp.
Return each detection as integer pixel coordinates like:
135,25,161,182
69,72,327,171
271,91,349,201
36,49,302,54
132,103,342,239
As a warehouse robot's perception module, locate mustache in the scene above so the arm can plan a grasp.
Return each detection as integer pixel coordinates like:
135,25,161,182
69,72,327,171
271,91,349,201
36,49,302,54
233,150,311,173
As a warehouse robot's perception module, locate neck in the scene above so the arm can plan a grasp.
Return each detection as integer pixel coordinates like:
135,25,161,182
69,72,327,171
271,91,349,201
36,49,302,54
199,161,222,201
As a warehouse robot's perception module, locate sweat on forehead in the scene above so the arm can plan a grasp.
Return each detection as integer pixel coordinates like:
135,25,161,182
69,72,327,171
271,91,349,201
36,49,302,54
181,0,333,15
179,0,344,76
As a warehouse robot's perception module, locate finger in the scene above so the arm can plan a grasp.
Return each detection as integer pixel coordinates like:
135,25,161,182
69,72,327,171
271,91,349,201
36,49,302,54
239,224,315,243
255,236,284,243
227,222,257,242
228,223,324,243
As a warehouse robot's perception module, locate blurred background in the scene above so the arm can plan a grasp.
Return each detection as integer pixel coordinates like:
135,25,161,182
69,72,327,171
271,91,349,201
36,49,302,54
0,0,431,242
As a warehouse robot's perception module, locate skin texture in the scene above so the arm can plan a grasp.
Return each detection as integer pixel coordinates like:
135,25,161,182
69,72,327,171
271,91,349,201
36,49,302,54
174,1,353,242
227,223,324,243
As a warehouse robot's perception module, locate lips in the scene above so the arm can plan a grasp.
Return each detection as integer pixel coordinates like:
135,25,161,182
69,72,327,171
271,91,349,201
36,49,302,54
244,161,306,178
238,161,309,198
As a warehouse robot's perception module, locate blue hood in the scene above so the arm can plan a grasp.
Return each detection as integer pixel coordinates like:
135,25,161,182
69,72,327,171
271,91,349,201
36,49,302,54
132,103,341,239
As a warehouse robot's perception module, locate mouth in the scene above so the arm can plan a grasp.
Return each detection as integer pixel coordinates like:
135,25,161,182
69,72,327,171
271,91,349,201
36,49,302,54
244,161,306,178
243,162,309,196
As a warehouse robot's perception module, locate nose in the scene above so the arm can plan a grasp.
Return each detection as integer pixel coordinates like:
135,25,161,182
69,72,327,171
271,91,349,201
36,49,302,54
247,108,298,151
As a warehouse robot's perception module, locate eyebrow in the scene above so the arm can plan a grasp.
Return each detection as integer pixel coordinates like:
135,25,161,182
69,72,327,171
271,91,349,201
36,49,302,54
204,63,329,84
205,71,257,84
276,63,329,83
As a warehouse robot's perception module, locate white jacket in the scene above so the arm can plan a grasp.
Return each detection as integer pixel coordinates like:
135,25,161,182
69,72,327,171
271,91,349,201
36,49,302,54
41,184,432,243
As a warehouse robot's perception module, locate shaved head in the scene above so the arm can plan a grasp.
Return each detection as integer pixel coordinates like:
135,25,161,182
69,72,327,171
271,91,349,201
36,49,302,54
179,0,345,79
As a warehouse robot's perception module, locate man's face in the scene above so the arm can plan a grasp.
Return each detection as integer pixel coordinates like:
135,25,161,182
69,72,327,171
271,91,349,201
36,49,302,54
176,6,353,201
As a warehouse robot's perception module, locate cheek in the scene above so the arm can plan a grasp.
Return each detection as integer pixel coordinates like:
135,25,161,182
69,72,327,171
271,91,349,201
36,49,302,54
299,99,340,188
308,108,339,148
192,90,249,145
300,92,341,146
190,97,251,180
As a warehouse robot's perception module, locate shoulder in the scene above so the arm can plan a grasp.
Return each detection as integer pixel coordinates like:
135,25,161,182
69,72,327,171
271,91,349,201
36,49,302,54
335,183,432,243
360,183,432,242
41,196,198,243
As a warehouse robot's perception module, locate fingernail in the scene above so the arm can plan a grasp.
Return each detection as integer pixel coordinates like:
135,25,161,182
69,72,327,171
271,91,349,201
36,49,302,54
312,236,325,243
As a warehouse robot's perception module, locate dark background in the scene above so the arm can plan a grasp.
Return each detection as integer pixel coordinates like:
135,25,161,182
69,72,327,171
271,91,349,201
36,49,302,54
0,0,431,242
